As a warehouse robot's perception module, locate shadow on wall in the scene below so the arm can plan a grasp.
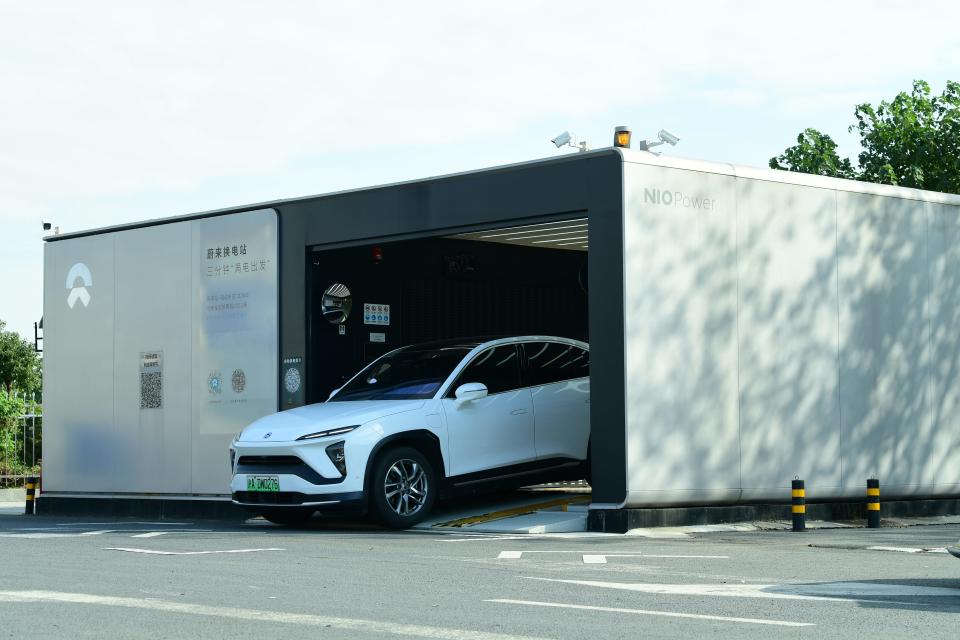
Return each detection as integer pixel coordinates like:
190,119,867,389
625,166,960,501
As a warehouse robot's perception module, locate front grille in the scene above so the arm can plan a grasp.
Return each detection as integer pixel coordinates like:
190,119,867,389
237,455,302,466
235,455,343,486
233,491,308,505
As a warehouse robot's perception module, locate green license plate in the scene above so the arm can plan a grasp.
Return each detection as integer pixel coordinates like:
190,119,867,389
246,476,280,492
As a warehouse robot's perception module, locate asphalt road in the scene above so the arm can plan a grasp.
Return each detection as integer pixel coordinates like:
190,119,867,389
1,507,959,639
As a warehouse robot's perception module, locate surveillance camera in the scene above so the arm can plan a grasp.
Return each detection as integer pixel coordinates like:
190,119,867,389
551,131,572,148
658,129,680,146
42,220,52,231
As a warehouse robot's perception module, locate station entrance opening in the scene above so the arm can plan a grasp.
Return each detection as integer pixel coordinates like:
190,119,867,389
306,218,590,404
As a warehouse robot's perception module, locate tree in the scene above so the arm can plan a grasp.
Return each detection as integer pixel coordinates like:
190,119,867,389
770,80,960,195
0,320,41,398
769,128,856,179
854,80,960,193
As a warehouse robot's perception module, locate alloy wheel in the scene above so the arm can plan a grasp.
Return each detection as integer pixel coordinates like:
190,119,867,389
383,458,429,517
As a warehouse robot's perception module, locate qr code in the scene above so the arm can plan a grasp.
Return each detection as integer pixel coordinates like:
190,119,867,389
140,371,162,409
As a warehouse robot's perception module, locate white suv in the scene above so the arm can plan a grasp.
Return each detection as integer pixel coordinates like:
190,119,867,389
230,336,590,528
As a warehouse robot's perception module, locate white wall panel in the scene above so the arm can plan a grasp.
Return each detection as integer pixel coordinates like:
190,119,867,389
113,224,193,493
43,235,116,492
928,203,960,488
837,192,931,490
43,210,277,497
736,181,841,493
623,163,739,503
190,211,278,494
622,156,959,506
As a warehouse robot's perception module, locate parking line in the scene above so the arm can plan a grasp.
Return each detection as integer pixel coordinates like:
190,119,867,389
56,522,195,526
103,548,285,555
486,599,814,627
498,551,728,563
866,546,948,554
523,577,960,601
0,590,552,640
0,530,115,539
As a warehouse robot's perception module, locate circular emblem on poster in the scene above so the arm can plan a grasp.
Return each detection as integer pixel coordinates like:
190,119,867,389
284,366,302,394
231,369,247,394
208,370,222,395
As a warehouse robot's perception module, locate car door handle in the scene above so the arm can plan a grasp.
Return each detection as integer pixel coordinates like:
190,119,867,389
510,408,528,415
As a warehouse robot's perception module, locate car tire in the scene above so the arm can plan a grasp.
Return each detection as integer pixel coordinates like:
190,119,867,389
370,446,436,529
259,508,315,526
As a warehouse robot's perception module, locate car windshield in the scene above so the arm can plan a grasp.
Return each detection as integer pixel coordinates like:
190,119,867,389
330,346,473,401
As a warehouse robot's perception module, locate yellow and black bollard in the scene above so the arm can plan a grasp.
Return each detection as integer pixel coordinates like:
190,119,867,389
791,478,805,531
866,478,880,528
24,477,37,516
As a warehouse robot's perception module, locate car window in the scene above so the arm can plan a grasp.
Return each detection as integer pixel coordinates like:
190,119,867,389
331,346,472,401
450,344,522,396
522,342,589,387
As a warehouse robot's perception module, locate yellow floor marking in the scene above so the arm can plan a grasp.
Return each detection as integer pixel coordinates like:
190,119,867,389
433,495,590,528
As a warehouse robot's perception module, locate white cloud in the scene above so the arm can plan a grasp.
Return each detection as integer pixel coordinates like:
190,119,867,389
1,0,959,337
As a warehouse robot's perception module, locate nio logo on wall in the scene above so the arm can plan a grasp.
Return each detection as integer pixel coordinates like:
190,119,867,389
66,263,93,308
643,188,715,211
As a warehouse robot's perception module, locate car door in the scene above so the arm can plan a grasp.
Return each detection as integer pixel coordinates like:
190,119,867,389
441,344,536,476
522,341,590,460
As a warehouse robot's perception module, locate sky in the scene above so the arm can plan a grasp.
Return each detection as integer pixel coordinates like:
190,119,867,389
1,1,959,340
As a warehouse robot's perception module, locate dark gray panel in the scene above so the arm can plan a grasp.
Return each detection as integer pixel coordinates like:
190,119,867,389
585,156,627,504
275,151,626,504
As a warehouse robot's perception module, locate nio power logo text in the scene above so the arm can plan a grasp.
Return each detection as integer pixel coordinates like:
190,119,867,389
66,263,93,308
644,188,715,211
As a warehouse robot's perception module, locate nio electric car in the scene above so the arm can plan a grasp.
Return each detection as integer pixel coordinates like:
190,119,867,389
230,336,590,528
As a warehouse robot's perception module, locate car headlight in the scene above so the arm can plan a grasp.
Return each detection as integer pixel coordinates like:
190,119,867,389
326,441,347,476
295,425,359,441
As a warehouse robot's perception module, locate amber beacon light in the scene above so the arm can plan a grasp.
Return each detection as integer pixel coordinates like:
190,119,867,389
613,126,632,148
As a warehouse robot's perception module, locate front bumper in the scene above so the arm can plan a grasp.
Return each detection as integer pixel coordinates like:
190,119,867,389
231,490,366,509
229,436,372,509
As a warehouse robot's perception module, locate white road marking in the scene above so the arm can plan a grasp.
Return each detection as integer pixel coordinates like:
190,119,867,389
498,551,727,563
486,599,813,628
0,530,114,539
525,577,960,602
3,528,214,539
866,546,948,554
0,590,551,640
442,533,621,542
57,522,194,526
103,547,285,556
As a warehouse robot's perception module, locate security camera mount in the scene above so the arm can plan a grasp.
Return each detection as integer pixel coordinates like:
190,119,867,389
551,131,590,153
637,129,680,153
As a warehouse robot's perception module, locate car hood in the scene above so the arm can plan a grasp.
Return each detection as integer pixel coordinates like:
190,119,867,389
238,400,426,442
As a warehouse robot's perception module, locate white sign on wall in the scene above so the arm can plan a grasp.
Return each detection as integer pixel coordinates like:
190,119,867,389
363,303,391,325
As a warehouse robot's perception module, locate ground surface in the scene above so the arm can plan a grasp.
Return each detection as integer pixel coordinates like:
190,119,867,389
1,500,959,639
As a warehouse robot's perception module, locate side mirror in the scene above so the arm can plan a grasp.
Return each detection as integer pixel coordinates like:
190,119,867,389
454,382,488,403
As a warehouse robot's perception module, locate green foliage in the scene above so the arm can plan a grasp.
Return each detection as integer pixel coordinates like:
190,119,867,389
769,128,856,178
854,80,960,193
0,319,41,398
0,320,42,482
0,392,22,428
770,80,960,195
